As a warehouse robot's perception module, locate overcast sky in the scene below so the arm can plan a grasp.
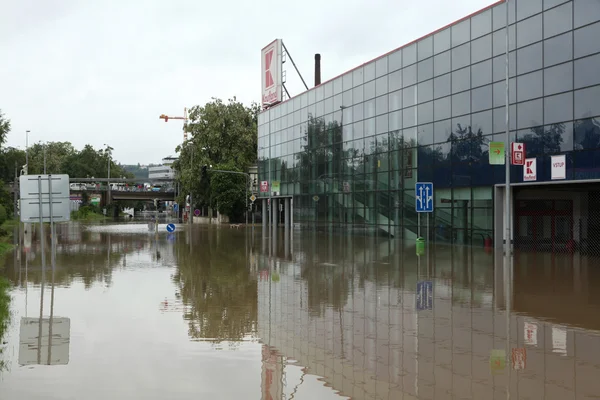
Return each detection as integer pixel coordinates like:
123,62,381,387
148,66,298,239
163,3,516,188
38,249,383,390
0,0,495,165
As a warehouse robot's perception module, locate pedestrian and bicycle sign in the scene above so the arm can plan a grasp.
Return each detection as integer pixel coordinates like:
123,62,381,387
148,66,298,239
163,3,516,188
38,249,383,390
489,142,505,165
166,223,176,232
416,280,433,311
415,182,433,213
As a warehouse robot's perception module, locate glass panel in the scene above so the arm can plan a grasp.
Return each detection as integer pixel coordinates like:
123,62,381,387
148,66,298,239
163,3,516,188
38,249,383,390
471,34,492,64
434,74,451,99
389,50,402,72
364,99,376,120
574,117,600,150
418,101,434,124
434,119,452,143
543,31,573,67
418,58,434,82
333,77,343,95
574,0,600,28
517,14,543,48
517,0,542,21
493,104,517,133
544,2,573,39
403,106,416,128
471,9,492,39
452,43,470,71
493,52,517,81
402,64,417,87
471,59,492,88
389,89,402,111
574,85,600,119
517,42,543,74
389,110,403,131
375,75,388,97
493,25,517,57
403,43,417,66
434,50,451,76
471,85,493,113
544,0,569,9
451,19,470,47
434,28,451,54
434,96,452,121
389,69,402,92
403,85,416,108
353,103,364,122
574,21,600,59
418,123,434,146
364,80,376,101
493,1,517,30
517,99,543,128
376,95,388,116
544,92,573,125
364,62,376,82
544,62,573,95
452,91,471,117
472,109,493,135
418,80,434,104
517,70,543,102
418,36,434,61
574,53,600,89
376,57,388,78
452,67,471,93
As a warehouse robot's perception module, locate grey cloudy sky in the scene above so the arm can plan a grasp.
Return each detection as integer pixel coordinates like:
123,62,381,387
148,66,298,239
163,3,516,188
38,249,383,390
1,0,495,165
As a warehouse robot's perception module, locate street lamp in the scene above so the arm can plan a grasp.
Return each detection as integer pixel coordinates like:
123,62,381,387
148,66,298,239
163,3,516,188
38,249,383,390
25,130,30,175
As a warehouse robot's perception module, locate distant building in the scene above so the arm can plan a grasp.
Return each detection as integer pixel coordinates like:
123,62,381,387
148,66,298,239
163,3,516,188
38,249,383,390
148,156,178,180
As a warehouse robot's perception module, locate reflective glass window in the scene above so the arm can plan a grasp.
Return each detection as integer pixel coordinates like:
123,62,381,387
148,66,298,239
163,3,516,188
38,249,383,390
574,0,600,28
452,19,470,47
452,91,471,117
315,85,324,103
376,114,389,135
343,71,354,91
418,36,434,61
364,80,376,101
333,93,343,111
323,82,333,99
434,50,451,76
324,96,333,114
353,103,364,122
544,92,573,124
493,78,516,108
403,43,417,66
434,119,452,143
472,109,493,135
402,64,417,87
574,85,600,119
471,59,493,87
389,50,402,72
376,95,388,116
403,85,417,108
471,9,492,39
574,53,600,89
352,67,364,87
376,57,388,78
434,74,451,98
517,42,543,74
418,123,434,146
517,70,543,102
517,99,543,128
364,117,375,137
389,69,402,92
452,67,471,93
333,77,343,95
492,52,517,81
517,14,542,48
389,90,402,111
493,25,516,57
493,1,516,30
343,89,352,109
364,63,376,83
307,89,315,105
376,75,388,97
452,43,470,70
352,85,363,104
471,85,493,113
364,99,376,120
517,0,542,21
434,28,451,54
418,58,434,82
403,106,417,128
418,80,434,104
544,0,569,10
574,22,600,59
418,101,434,124
544,62,573,95
389,110,403,131
315,101,324,117
543,31,573,67
434,96,451,120
471,34,492,64
574,117,600,150
544,2,572,38
493,104,517,132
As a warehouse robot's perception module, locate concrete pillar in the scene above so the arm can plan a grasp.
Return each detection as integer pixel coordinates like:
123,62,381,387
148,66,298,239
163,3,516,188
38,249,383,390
272,199,278,229
284,198,290,230
290,197,294,229
262,199,268,232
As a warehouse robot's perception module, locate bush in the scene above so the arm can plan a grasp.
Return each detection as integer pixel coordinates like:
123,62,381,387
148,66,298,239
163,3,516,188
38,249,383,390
0,205,6,226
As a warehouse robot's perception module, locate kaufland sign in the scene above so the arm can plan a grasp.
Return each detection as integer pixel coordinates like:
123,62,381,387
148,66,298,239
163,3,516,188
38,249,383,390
261,39,282,108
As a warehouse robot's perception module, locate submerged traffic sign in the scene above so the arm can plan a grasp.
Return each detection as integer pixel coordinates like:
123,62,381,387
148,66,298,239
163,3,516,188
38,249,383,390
489,142,505,165
166,223,176,232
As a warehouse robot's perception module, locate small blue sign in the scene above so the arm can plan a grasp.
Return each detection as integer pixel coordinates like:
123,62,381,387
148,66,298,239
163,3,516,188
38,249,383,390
166,223,176,233
173,204,179,211
415,182,434,213
167,233,176,242
416,280,434,311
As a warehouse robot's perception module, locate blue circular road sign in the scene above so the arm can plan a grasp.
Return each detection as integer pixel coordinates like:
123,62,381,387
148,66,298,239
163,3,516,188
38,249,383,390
166,223,176,233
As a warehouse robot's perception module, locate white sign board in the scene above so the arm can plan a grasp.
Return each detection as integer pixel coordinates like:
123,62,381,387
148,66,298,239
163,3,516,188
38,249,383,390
524,321,538,346
551,154,566,180
19,175,71,223
261,39,283,107
523,158,537,181
19,317,70,365
552,325,567,355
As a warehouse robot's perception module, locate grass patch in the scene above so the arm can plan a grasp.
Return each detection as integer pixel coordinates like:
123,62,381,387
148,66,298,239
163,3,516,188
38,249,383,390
0,243,12,257
71,205,107,221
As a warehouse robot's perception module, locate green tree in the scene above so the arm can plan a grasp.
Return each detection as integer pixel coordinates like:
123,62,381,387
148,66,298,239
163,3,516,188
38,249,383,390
174,97,260,218
0,147,26,183
0,110,10,148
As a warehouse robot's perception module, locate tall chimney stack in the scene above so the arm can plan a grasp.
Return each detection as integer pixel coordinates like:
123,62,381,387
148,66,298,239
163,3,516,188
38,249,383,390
314,54,321,87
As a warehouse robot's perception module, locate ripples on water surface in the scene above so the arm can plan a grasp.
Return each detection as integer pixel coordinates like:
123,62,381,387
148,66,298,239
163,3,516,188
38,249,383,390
0,221,599,399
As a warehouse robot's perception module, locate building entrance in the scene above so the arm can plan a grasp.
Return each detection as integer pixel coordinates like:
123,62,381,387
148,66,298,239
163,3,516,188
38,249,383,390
515,199,573,253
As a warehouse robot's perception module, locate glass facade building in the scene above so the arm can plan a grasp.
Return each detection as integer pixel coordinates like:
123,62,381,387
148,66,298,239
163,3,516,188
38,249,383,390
257,0,600,244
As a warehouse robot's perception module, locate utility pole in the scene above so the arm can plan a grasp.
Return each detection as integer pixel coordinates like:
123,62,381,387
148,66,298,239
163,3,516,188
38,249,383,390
25,130,30,175
504,0,512,256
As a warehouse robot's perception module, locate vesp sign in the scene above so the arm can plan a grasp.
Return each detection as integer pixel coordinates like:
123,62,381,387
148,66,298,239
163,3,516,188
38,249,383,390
551,154,566,180
261,39,282,108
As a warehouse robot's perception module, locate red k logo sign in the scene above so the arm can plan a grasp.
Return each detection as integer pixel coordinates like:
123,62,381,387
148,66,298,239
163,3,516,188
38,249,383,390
265,49,274,88
526,160,534,175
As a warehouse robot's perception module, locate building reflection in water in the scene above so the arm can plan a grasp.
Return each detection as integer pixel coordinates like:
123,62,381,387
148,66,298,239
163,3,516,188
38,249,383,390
257,230,600,399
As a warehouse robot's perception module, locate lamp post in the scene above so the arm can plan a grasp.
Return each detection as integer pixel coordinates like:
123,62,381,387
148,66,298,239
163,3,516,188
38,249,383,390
206,166,250,226
103,144,112,205
25,130,30,175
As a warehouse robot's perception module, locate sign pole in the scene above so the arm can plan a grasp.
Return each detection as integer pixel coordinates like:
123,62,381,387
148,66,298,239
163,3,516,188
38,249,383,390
37,176,46,275
504,0,512,256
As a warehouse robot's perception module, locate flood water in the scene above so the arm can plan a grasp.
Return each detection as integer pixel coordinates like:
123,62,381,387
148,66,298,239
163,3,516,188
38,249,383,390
1,221,600,399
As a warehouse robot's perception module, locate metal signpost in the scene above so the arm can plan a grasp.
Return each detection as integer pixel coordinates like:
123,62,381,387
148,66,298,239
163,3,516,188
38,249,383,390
415,182,433,258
